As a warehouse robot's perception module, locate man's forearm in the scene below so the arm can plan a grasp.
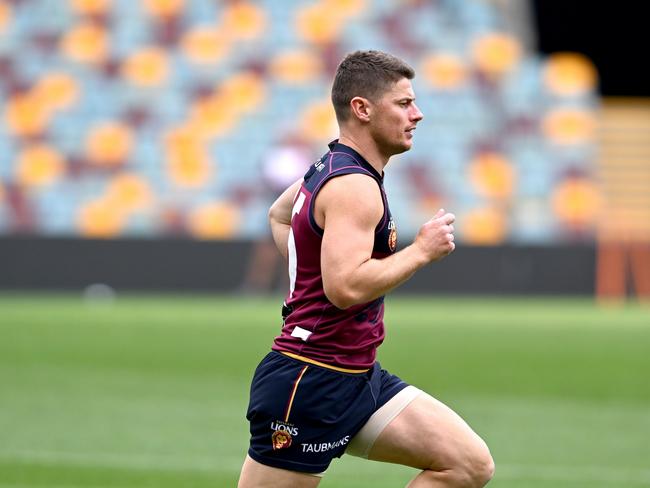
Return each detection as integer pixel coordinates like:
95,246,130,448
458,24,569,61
270,221,291,260
326,244,429,308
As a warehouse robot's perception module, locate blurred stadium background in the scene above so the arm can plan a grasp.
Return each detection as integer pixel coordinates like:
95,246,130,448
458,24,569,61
1,0,649,487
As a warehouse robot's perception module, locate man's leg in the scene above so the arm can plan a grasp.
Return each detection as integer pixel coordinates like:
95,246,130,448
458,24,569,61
367,392,494,488
237,455,322,488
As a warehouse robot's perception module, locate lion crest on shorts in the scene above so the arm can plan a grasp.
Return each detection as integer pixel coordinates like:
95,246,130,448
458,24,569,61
271,430,292,450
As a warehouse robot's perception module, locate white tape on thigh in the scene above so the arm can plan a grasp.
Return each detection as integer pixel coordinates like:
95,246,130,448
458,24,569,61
346,385,423,459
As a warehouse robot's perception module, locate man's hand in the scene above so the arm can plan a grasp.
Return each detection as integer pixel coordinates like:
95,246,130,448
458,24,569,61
413,208,456,263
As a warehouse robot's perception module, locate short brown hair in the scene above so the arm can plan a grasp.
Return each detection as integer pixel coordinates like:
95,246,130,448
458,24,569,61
331,50,415,122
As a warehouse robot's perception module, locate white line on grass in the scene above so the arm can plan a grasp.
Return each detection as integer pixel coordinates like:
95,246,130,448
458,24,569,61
2,450,650,485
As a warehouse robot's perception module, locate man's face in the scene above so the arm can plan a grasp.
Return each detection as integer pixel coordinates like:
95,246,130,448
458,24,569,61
369,77,424,157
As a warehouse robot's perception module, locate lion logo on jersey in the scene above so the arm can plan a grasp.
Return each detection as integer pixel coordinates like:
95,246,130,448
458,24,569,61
388,218,397,252
272,430,292,450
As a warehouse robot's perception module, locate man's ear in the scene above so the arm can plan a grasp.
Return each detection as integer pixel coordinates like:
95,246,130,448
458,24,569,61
349,96,372,122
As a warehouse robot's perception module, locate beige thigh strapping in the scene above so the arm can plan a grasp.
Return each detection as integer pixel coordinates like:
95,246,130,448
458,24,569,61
346,385,423,459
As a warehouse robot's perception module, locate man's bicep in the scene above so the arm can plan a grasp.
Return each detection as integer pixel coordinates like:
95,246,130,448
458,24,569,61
321,207,375,274
319,175,383,297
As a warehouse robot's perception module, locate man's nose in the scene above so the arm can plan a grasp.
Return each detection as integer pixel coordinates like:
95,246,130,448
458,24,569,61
411,103,424,121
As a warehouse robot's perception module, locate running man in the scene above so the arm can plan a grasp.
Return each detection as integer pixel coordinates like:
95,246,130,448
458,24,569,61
238,50,494,488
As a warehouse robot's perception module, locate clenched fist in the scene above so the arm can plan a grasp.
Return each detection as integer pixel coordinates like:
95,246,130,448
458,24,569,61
413,208,456,263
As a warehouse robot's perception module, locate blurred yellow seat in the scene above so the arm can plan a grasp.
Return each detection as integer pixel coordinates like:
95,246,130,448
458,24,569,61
295,3,343,44
468,151,516,199
300,99,338,143
5,92,51,137
70,0,111,16
106,173,153,213
77,197,126,238
60,22,109,64
143,0,184,19
542,108,596,145
15,144,65,187
0,1,12,33
188,94,237,139
323,0,367,18
461,206,508,245
219,71,266,115
421,53,468,90
269,49,324,84
222,1,266,40
544,52,598,97
164,125,212,187
471,32,521,79
33,72,80,112
187,201,240,239
86,121,134,167
180,26,230,64
121,47,170,86
552,177,600,229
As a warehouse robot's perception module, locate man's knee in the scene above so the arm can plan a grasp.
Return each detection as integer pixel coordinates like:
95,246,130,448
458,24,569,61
451,442,495,488
424,441,494,487
467,446,495,487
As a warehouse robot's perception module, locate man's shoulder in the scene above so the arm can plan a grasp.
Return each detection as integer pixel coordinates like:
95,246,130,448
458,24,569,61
304,150,376,191
316,172,384,225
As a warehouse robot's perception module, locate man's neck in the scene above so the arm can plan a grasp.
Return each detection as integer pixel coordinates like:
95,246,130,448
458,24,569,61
337,133,388,175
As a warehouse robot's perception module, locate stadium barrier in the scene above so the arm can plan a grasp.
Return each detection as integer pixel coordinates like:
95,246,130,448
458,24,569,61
1,237,595,295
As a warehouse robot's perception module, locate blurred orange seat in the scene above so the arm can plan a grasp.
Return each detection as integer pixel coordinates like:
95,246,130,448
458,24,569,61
218,71,266,115
180,26,230,64
269,49,324,84
323,0,367,18
164,126,212,187
552,177,600,229
33,72,80,112
468,152,516,199
105,173,153,213
187,201,240,239
421,53,468,90
542,108,596,145
85,121,134,167
544,52,598,97
222,1,266,40
471,32,521,79
188,95,237,139
143,0,184,19
15,144,65,187
5,92,51,137
121,47,170,87
461,206,508,245
0,1,12,33
70,0,111,16
295,3,343,44
60,22,109,64
300,99,338,143
77,197,127,238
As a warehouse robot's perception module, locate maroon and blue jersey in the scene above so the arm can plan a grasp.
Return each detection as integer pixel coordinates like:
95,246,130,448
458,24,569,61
272,140,398,370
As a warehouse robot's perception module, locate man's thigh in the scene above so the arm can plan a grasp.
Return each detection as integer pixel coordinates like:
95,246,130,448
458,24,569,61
238,455,322,488
366,392,490,471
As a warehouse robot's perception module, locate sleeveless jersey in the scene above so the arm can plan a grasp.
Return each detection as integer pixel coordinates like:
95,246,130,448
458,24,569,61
271,140,398,369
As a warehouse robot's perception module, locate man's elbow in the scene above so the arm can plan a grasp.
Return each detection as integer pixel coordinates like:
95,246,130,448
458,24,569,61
268,203,278,223
324,284,362,310
268,204,282,226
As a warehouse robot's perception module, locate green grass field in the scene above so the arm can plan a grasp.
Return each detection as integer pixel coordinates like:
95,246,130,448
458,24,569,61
1,293,649,487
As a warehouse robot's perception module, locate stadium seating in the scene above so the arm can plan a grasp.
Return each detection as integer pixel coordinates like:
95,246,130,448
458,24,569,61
0,0,598,243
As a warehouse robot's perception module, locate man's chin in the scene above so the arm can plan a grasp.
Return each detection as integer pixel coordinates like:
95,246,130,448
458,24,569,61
393,140,413,154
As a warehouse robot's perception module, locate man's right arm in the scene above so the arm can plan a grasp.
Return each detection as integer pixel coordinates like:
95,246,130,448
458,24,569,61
268,179,303,260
